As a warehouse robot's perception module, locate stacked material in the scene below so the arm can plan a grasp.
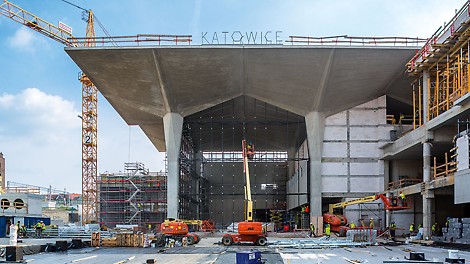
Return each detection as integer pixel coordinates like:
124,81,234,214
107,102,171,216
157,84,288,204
92,232,147,247
346,229,377,244
456,218,470,244
443,218,462,242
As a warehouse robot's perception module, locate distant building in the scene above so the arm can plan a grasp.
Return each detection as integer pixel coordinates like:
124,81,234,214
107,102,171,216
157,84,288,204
98,162,167,228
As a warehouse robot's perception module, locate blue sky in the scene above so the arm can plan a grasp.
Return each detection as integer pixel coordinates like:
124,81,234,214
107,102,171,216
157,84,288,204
0,0,467,193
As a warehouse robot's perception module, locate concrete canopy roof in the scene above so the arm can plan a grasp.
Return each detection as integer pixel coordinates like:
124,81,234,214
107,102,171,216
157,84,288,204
65,45,417,151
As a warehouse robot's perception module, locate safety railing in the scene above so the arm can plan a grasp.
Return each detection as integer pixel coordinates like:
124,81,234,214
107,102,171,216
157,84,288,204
71,34,192,46
286,35,427,47
408,1,470,71
387,178,423,190
432,150,457,179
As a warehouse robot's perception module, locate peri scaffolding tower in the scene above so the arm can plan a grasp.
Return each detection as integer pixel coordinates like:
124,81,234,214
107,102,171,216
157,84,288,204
97,162,167,227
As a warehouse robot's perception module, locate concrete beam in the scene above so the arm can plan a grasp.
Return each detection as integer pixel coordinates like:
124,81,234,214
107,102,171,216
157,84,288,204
163,112,183,219
305,111,325,219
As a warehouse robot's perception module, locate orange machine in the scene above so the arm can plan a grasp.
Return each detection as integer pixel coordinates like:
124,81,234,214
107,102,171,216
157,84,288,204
156,219,200,246
323,193,412,236
221,140,267,246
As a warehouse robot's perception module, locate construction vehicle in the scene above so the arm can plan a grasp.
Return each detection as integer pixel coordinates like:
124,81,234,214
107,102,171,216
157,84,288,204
155,218,201,247
221,140,267,246
323,193,411,236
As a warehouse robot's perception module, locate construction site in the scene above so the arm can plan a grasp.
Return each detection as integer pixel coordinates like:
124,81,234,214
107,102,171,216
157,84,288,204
2,0,470,263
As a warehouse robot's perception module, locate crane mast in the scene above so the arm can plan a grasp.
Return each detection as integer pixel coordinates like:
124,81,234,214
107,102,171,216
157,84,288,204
0,0,99,224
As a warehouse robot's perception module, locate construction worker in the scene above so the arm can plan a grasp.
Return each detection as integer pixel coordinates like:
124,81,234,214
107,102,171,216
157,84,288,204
41,221,46,237
325,224,331,238
445,217,450,228
35,221,42,238
350,222,356,229
309,223,316,237
399,191,406,206
409,223,414,234
19,224,26,238
246,142,254,159
369,218,374,229
390,222,397,239
432,222,438,236
417,224,422,229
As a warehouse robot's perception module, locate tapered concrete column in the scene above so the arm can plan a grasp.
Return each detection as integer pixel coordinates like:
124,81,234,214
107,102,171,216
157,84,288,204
163,113,184,219
305,111,325,235
423,71,430,123
422,141,433,238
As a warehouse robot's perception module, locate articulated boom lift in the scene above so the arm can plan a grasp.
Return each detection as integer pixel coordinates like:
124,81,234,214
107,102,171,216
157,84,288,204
221,140,267,246
323,193,411,235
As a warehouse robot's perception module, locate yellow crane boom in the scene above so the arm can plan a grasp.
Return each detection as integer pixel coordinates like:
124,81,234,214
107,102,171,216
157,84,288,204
1,0,99,224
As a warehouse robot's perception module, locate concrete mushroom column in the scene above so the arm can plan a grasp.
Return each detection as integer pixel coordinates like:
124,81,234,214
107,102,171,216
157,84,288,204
305,111,325,236
163,112,184,219
422,140,434,238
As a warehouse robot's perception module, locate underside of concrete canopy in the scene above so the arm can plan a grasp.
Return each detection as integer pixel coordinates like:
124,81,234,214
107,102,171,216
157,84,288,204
66,45,417,151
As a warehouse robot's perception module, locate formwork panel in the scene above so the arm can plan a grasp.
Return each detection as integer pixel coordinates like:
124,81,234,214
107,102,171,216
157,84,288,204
350,127,377,140
324,126,348,140
350,162,379,176
322,142,348,158
321,162,348,176
322,177,348,192
350,142,378,158
325,112,347,125
349,177,383,193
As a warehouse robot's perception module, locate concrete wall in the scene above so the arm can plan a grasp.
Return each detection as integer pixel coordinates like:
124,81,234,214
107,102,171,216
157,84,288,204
287,96,394,220
0,193,43,216
322,96,389,196
455,168,470,204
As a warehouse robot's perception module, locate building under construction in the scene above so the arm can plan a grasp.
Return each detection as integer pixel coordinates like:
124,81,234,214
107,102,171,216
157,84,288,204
97,163,167,227
65,0,470,240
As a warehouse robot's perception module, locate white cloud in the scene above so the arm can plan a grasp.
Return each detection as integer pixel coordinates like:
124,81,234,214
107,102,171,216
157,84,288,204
0,88,82,191
0,88,166,193
0,88,80,130
0,93,14,108
7,27,46,52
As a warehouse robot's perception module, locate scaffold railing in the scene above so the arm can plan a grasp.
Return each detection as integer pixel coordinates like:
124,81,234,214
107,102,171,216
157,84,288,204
286,35,427,47
71,34,192,46
408,1,470,72
202,151,299,163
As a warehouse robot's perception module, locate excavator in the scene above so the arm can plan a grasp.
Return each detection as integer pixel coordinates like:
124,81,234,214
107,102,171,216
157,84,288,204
323,193,411,236
155,218,201,247
221,140,267,246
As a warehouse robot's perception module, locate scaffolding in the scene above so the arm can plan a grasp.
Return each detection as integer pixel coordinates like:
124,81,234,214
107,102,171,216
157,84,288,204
408,2,470,127
97,162,166,227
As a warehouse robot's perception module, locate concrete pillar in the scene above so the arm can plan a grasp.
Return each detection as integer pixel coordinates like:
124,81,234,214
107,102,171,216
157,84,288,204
422,141,433,238
163,113,183,219
305,111,325,235
422,71,430,123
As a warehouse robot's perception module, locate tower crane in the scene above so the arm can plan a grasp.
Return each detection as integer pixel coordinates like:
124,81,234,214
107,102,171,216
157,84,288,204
0,0,99,224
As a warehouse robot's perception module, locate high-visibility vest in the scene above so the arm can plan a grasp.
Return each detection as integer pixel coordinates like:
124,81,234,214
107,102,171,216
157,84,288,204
400,193,405,199
350,223,355,228
310,224,315,231
432,224,436,231
325,225,331,235
409,224,414,231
